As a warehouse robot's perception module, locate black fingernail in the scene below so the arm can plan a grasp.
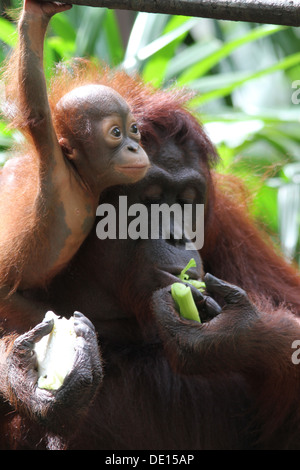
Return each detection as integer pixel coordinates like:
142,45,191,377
204,273,215,282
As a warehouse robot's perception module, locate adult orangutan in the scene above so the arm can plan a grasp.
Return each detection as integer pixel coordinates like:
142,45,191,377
0,0,300,450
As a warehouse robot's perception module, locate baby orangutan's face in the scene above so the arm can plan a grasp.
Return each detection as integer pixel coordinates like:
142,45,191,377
57,84,150,188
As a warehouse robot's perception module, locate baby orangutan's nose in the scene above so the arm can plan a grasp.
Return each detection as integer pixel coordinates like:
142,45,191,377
127,142,139,152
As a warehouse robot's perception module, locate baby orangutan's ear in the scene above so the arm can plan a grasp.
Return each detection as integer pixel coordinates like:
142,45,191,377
59,137,76,161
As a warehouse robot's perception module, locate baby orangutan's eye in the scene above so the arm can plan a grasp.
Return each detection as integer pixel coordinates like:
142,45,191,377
130,123,139,134
111,127,122,138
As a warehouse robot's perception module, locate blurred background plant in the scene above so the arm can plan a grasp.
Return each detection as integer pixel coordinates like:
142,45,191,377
0,0,299,265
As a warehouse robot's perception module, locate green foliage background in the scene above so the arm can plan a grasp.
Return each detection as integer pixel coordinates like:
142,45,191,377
0,0,300,265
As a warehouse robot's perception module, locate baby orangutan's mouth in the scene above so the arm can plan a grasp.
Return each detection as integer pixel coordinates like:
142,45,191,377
116,163,150,179
118,164,148,171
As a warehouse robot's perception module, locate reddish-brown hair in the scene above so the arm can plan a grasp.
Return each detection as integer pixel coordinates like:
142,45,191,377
47,59,218,166
2,57,300,310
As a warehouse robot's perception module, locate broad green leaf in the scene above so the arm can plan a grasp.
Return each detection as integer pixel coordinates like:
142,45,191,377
189,71,250,93
139,17,199,62
142,17,199,85
258,128,300,161
178,24,286,84
215,144,236,172
47,37,76,60
0,121,13,136
191,52,300,106
103,9,124,66
0,18,17,47
202,107,300,125
0,135,13,147
254,185,279,234
43,41,56,81
50,13,76,43
124,12,169,69
165,40,221,81
75,7,107,57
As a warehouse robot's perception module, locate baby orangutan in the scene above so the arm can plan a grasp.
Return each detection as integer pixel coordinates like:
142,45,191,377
0,0,149,293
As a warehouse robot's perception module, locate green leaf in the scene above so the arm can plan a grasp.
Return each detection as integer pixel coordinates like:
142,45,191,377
124,14,199,81
47,37,76,60
142,17,200,85
254,185,279,234
103,9,124,66
165,39,221,82
43,41,56,81
0,18,17,47
140,17,199,62
202,107,300,125
50,13,76,43
178,24,286,84
125,13,169,60
0,135,13,147
75,7,107,57
191,52,300,106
